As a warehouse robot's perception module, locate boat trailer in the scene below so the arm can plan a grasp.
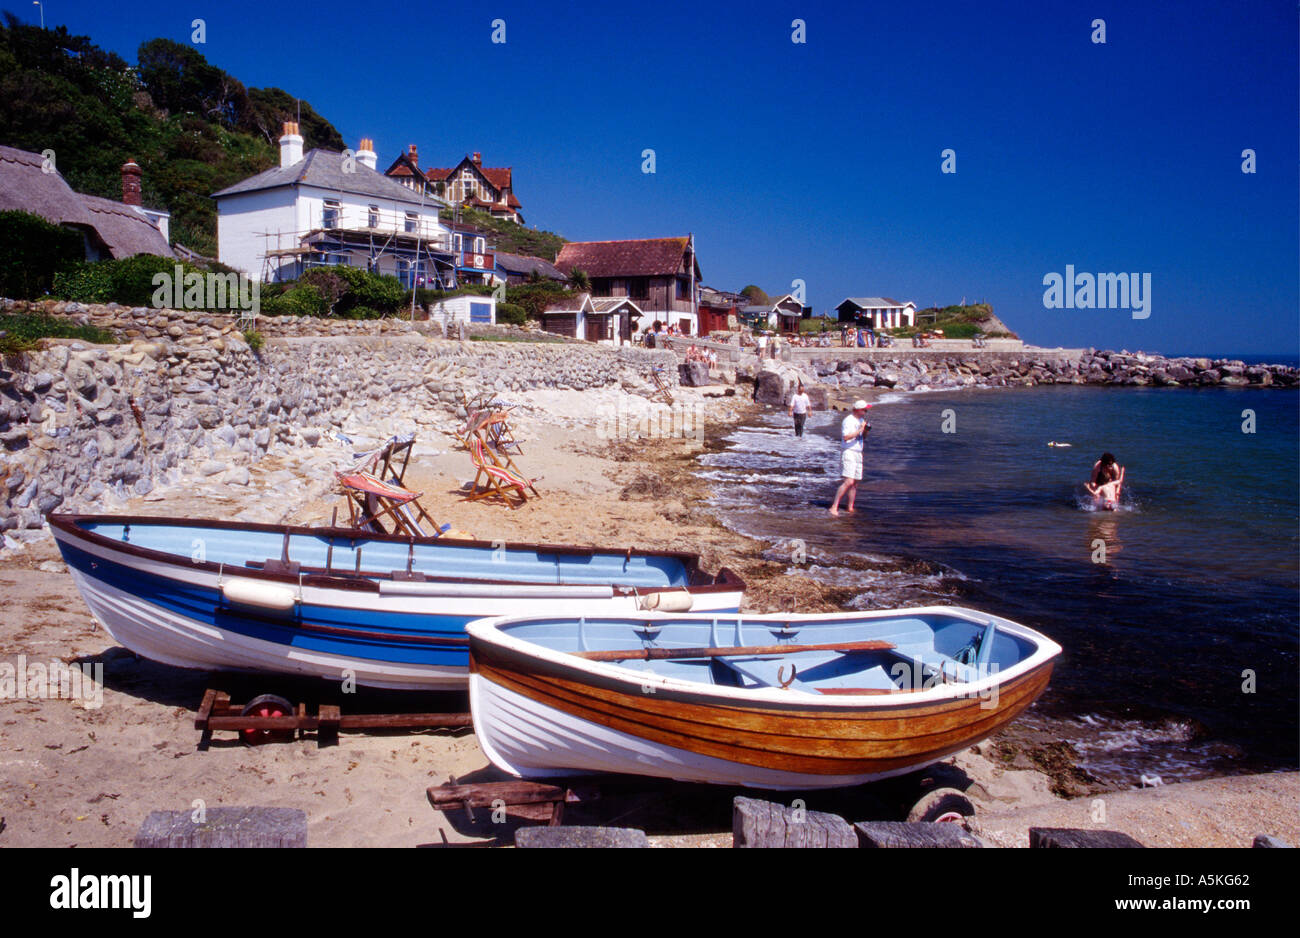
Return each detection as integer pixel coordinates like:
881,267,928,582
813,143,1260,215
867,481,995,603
194,688,472,748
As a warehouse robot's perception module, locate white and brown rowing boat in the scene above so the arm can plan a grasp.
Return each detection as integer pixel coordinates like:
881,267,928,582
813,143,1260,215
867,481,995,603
467,607,1061,789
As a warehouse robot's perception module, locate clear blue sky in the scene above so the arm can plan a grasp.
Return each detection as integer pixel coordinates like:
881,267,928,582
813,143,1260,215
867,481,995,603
34,0,1300,356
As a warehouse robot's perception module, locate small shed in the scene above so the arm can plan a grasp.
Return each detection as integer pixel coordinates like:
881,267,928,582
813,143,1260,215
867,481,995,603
428,294,496,327
541,293,640,346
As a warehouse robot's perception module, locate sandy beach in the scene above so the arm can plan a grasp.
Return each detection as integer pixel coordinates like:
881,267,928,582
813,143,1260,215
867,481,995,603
1,382,1294,848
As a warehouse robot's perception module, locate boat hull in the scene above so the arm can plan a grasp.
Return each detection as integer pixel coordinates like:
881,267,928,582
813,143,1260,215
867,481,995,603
49,516,743,690
468,610,1059,789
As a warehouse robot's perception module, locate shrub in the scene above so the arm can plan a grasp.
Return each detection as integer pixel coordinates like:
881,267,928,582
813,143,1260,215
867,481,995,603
506,282,576,320
0,312,117,355
0,211,86,300
51,260,115,303
242,329,264,350
495,302,526,326
52,254,249,310
262,283,325,317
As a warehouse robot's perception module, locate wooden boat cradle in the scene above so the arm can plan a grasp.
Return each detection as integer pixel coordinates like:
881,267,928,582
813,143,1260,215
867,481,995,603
427,778,596,826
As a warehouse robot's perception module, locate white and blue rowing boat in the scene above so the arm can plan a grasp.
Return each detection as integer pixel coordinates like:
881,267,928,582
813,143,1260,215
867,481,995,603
47,514,744,690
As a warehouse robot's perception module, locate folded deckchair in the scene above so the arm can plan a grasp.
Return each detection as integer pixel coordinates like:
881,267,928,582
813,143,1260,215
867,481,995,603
649,367,675,404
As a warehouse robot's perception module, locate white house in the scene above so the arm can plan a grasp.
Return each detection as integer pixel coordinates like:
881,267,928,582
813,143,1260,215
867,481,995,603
212,123,452,285
835,297,917,329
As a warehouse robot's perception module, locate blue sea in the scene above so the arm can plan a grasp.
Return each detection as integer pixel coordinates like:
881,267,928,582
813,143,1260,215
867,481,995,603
701,384,1299,786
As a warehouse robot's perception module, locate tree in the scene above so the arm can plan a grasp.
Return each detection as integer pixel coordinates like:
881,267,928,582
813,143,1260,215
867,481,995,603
569,267,590,291
137,38,249,128
243,87,344,151
740,285,770,305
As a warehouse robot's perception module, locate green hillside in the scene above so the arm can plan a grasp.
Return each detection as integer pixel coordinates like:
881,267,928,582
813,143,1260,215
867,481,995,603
441,205,567,262
910,303,1019,339
0,15,343,256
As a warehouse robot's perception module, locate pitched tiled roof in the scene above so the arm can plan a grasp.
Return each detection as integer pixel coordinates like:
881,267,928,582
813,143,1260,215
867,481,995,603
543,292,594,313
479,166,511,190
840,296,916,308
213,149,442,207
495,251,566,280
590,296,642,314
0,145,171,258
555,237,696,278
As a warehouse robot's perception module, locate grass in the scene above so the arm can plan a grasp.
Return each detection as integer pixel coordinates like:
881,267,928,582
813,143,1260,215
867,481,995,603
468,332,567,343
0,312,117,355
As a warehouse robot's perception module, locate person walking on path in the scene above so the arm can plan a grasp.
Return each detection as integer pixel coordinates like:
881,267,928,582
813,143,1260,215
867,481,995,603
830,400,871,516
789,383,812,437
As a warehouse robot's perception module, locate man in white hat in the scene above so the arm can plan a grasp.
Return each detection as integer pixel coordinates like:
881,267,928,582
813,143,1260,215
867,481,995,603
830,399,871,516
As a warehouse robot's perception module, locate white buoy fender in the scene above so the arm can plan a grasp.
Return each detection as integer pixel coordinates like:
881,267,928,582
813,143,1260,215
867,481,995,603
222,577,296,611
638,590,694,612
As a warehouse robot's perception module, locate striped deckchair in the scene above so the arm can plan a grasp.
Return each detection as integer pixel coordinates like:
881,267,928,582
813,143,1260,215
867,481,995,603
464,434,540,508
336,470,452,538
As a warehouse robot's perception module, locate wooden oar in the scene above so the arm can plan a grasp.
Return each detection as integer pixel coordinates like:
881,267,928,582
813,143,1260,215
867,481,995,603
572,639,895,662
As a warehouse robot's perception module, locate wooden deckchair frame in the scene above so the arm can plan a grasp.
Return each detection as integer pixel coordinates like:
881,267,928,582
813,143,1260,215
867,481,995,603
459,390,524,456
464,432,541,508
649,367,675,404
336,437,451,539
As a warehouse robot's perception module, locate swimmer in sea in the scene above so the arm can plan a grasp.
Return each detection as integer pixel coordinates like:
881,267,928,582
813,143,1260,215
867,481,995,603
1085,452,1125,510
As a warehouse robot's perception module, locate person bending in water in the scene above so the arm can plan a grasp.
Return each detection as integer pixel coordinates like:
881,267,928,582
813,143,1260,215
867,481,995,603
1086,452,1125,510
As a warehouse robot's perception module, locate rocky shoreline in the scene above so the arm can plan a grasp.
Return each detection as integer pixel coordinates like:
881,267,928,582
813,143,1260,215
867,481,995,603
799,348,1298,392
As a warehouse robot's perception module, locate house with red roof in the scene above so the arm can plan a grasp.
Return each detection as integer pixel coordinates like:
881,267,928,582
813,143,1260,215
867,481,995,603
554,235,700,336
385,146,523,224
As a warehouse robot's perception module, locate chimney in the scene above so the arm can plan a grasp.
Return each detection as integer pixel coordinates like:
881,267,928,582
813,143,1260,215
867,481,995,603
279,121,303,168
407,144,418,168
471,152,481,166
120,160,142,206
357,137,377,171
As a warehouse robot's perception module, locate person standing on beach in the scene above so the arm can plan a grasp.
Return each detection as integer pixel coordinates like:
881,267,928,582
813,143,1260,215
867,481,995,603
789,382,811,437
830,400,871,516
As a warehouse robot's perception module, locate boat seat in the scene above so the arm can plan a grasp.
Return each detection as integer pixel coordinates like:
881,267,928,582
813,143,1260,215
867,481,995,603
714,656,820,692
887,647,981,686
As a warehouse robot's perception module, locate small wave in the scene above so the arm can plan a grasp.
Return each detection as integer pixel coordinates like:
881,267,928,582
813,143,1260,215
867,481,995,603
698,470,823,485
1046,714,1244,786
1074,492,1140,513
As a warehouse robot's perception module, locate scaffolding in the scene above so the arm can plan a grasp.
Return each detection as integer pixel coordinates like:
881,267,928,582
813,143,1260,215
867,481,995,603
258,207,457,288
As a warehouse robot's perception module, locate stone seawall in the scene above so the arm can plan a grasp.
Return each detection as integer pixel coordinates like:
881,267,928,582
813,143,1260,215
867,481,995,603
0,316,678,531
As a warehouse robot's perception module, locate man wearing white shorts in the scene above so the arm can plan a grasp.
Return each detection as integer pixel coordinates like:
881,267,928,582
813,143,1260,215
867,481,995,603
830,400,871,516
